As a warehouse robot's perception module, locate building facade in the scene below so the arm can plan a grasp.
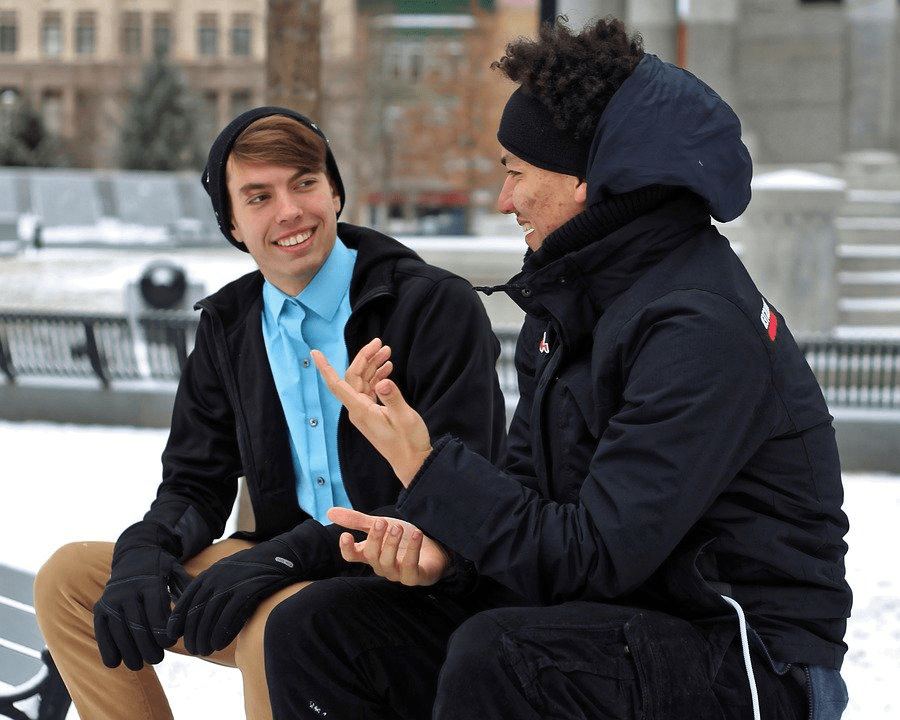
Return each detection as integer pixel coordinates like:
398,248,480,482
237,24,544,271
2,0,900,232
0,0,266,168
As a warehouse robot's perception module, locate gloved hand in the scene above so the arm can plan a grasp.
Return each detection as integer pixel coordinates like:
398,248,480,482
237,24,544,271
93,521,191,671
166,534,311,657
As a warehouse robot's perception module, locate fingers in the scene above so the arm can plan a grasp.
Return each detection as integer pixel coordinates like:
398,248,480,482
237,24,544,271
346,339,393,397
167,577,200,640
93,608,126,669
327,506,376,533
339,516,425,586
311,350,360,409
337,532,365,563
93,598,167,670
362,518,401,571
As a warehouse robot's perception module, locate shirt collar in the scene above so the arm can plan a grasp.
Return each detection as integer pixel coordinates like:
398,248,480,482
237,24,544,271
262,238,356,324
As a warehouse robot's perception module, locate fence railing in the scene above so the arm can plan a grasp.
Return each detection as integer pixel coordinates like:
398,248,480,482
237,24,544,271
0,311,197,387
801,336,900,410
491,329,900,412
2,311,899,411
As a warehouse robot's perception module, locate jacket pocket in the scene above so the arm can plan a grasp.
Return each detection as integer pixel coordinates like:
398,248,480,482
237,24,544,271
624,612,728,720
499,622,641,720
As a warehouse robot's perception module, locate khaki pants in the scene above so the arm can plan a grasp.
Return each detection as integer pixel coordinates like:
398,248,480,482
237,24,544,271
33,539,310,720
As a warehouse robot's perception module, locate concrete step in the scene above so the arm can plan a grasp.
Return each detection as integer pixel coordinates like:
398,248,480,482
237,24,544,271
836,216,900,245
840,189,900,217
838,270,900,298
837,296,900,327
837,244,900,273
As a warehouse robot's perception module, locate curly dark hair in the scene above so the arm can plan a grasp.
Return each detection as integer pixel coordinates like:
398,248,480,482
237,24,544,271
492,17,644,141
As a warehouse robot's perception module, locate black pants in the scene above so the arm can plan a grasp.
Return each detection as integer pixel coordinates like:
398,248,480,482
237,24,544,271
264,575,479,719
265,584,808,720
434,603,808,720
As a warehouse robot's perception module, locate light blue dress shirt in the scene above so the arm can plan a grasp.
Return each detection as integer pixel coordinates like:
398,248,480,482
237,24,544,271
261,241,357,522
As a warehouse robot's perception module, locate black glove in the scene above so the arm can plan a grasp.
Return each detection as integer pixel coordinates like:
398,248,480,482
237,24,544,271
167,521,339,656
93,521,191,670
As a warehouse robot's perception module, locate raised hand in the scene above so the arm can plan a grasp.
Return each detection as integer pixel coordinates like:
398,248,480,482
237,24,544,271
312,342,432,486
327,507,451,586
344,337,394,400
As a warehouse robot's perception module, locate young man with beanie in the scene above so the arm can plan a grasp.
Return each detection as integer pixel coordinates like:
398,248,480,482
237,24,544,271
33,107,508,720
282,18,852,720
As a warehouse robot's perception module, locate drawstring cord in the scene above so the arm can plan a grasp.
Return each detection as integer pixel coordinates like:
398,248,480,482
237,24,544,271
721,595,761,720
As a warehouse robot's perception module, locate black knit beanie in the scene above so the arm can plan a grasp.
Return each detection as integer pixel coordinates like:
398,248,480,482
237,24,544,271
202,106,346,251
496,87,593,178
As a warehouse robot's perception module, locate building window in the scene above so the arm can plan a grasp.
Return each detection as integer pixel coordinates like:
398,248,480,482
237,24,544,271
0,11,17,55
198,14,219,56
153,13,172,57
231,13,251,57
1,88,20,132
41,89,64,136
75,12,96,56
383,39,450,83
42,12,63,57
231,89,253,118
200,90,219,147
122,12,142,56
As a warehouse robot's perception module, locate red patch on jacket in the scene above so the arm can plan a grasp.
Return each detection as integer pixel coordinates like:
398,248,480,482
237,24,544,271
760,299,778,342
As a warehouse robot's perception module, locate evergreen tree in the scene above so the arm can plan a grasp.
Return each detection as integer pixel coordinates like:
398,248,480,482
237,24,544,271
119,49,204,171
0,98,59,167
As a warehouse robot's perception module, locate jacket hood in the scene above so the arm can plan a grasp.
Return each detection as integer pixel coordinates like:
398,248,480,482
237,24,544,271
587,54,752,223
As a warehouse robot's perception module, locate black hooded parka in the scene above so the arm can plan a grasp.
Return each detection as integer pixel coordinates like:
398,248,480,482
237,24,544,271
397,55,852,670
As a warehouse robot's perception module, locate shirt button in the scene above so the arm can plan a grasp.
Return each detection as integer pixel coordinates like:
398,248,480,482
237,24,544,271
302,358,310,368
309,417,318,427
316,476,326,486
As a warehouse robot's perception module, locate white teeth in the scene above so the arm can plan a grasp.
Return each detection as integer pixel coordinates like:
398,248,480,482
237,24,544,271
276,230,313,247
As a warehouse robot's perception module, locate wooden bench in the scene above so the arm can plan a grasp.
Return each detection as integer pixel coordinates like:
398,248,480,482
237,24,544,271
0,564,70,720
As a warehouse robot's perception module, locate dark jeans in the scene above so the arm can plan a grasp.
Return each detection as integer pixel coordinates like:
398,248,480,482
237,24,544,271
265,584,809,720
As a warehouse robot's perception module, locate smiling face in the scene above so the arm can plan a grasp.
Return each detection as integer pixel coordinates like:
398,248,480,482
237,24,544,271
227,158,341,296
498,150,588,251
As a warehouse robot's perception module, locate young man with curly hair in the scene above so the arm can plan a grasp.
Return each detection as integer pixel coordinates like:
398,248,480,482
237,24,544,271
279,17,852,720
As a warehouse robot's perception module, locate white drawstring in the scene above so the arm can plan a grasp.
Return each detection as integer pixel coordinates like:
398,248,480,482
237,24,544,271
721,594,761,720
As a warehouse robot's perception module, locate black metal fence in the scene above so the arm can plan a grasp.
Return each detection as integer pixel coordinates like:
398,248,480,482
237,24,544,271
801,336,900,410
1,311,899,410
0,311,197,387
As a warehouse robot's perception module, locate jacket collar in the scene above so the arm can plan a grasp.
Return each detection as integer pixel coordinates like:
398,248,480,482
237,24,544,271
507,193,711,348
198,222,423,329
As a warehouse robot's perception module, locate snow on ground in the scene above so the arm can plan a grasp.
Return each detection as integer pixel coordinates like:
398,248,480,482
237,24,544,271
1,420,897,719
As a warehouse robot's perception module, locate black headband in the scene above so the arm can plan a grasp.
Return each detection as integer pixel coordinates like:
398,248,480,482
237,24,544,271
202,106,346,251
496,87,592,178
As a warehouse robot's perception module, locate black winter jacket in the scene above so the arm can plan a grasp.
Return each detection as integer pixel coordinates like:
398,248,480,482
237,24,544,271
141,223,507,574
397,55,851,670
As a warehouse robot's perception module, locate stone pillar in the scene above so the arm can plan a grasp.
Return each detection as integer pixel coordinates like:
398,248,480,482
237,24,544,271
626,0,677,63
737,169,846,335
845,0,896,151
677,0,738,105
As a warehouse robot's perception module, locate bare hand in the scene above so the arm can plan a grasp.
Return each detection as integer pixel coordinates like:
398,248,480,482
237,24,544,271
312,342,432,485
327,507,451,586
345,338,393,401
